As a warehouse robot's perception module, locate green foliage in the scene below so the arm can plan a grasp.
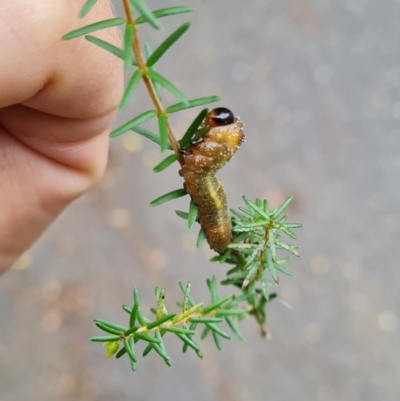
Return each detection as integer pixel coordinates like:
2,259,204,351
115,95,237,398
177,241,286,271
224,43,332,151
85,35,126,61
79,0,100,18
130,0,161,30
135,6,194,24
157,113,169,152
166,96,220,113
175,210,189,220
91,279,250,368
150,188,187,206
179,108,208,149
191,124,209,142
61,18,125,40
110,110,156,138
196,227,207,248
147,70,188,105
153,154,178,173
131,126,171,149
144,43,162,100
146,22,191,67
123,24,135,70
188,200,198,229
62,0,303,372
119,69,142,112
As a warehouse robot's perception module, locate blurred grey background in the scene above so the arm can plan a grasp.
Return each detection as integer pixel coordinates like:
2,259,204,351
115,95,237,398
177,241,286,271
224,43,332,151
1,0,400,400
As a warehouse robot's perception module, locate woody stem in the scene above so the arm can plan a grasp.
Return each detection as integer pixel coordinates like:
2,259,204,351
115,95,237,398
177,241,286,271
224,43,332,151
122,0,184,165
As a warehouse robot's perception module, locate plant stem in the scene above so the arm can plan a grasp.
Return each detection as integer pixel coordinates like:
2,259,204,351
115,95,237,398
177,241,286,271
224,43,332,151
122,303,245,340
122,0,134,24
121,0,183,164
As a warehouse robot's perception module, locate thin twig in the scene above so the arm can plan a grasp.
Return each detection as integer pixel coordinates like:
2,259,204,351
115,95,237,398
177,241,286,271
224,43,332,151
121,0,183,164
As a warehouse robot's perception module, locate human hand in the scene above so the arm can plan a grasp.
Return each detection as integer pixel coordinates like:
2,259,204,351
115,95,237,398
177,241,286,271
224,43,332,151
0,1,123,273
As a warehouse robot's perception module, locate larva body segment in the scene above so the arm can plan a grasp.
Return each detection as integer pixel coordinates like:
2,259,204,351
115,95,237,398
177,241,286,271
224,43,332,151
179,108,245,253
181,170,231,253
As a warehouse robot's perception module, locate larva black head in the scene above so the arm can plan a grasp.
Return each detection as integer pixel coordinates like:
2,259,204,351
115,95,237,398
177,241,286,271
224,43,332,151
208,107,234,127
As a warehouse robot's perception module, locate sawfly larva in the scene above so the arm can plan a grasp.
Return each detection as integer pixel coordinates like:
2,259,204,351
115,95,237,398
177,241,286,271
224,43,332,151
179,107,245,253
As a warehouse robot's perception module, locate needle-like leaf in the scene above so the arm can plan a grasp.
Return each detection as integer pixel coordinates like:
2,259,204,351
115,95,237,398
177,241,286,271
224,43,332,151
144,43,162,100
150,189,187,206
119,70,143,112
188,200,198,229
110,110,156,138
136,6,193,24
175,210,189,220
62,18,125,40
147,22,191,67
131,126,171,149
146,313,176,330
153,154,178,173
158,114,169,152
123,24,135,70
130,0,160,29
79,0,99,18
179,108,208,149
85,35,129,62
202,295,232,314
225,316,244,341
90,335,121,342
270,196,293,220
124,337,137,363
196,227,206,248
147,70,188,105
167,96,220,113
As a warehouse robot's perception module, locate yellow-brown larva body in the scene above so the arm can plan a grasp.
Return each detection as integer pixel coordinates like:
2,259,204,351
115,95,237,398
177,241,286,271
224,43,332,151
179,108,245,253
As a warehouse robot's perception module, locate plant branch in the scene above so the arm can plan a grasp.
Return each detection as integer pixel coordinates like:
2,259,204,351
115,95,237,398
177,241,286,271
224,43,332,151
122,0,183,163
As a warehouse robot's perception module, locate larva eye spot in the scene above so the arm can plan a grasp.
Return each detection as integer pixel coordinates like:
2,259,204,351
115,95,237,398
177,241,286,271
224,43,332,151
208,108,234,127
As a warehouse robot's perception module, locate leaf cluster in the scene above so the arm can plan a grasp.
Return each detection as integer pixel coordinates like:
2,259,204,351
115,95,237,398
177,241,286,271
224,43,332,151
91,278,248,370
156,194,302,334
62,0,219,159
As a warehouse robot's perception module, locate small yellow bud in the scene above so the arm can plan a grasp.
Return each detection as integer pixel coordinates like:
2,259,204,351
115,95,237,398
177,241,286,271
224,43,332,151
104,341,120,358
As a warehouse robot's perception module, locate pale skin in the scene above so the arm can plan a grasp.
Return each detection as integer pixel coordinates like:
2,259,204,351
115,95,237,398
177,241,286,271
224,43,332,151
0,1,123,274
